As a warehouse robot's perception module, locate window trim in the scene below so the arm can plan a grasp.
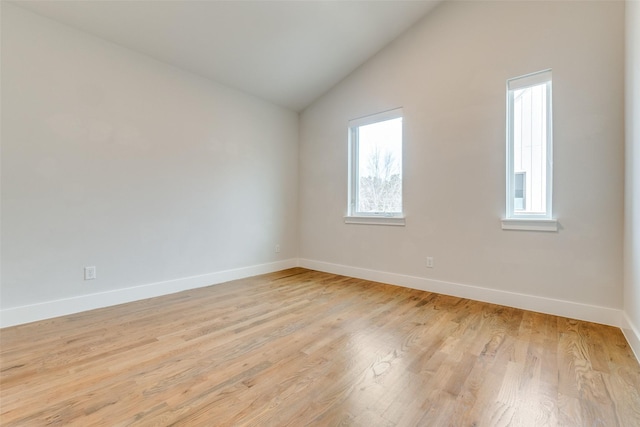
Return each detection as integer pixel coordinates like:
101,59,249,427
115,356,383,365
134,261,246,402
501,218,558,232
503,69,556,231
344,215,406,226
346,108,405,225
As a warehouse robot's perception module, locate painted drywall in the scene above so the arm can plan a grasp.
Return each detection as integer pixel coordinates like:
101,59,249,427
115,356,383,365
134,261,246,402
1,4,298,317
624,0,640,356
299,1,625,311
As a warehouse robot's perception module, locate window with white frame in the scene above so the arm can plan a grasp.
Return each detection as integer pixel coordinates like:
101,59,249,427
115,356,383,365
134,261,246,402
504,70,557,231
346,108,404,225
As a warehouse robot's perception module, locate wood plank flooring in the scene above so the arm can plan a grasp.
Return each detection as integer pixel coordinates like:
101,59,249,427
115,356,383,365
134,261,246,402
1,268,639,426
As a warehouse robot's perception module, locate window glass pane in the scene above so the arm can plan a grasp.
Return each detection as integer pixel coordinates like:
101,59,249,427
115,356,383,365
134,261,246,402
356,117,402,213
512,83,547,214
515,172,526,210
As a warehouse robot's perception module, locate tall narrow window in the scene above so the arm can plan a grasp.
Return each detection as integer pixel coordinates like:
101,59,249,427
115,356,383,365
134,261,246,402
346,108,404,225
505,70,556,231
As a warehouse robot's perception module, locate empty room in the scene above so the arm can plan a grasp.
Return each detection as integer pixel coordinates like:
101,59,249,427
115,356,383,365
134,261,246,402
1,0,640,425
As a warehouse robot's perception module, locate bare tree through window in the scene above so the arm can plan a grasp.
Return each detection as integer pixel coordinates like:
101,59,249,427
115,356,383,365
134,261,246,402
358,145,402,212
354,116,402,214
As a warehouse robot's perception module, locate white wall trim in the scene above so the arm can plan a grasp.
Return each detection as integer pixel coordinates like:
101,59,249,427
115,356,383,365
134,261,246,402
4,258,634,365
501,218,559,232
344,216,406,226
0,259,299,328
299,258,623,328
621,312,640,363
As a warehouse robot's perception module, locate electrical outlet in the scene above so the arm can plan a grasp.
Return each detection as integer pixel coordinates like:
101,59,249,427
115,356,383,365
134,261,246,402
84,266,97,280
426,257,434,268
275,245,281,253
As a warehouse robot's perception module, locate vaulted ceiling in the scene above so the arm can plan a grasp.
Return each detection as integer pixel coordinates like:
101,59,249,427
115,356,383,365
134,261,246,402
11,1,443,111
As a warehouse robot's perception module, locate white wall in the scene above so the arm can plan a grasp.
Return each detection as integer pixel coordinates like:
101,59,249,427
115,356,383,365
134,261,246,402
299,1,625,320
1,1,630,331
624,0,640,357
1,4,299,324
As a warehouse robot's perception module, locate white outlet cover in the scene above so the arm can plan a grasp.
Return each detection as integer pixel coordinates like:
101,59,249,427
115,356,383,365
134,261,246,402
84,266,97,280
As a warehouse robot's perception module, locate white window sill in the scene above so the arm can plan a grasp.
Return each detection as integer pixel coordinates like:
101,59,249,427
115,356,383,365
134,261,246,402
501,218,558,232
344,215,406,226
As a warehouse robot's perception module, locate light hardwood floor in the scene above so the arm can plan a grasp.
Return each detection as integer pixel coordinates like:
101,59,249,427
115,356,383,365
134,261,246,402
1,268,639,426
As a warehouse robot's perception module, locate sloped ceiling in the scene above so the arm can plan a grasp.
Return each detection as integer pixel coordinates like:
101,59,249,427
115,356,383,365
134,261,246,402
10,0,442,111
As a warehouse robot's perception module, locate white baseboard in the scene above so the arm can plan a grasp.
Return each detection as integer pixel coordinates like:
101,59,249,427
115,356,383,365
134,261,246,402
1,257,629,339
621,312,640,362
0,259,299,328
298,259,623,328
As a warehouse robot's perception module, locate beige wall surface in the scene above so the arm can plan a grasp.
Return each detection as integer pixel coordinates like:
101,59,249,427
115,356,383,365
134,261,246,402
300,1,625,309
624,0,640,349
1,1,631,330
1,3,299,310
